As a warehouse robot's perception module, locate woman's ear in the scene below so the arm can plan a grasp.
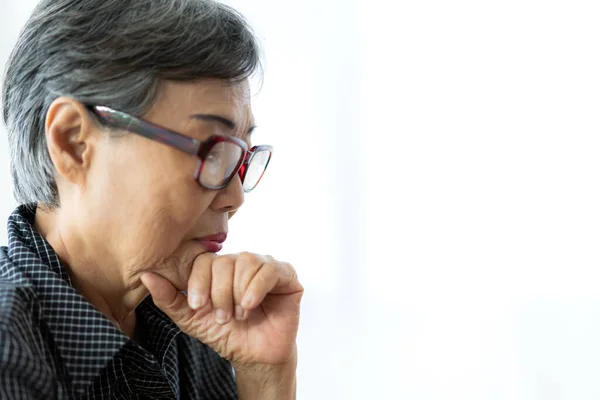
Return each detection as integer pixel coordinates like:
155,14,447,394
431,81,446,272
45,97,98,187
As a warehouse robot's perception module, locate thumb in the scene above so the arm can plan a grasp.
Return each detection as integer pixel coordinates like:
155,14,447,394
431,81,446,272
140,272,211,331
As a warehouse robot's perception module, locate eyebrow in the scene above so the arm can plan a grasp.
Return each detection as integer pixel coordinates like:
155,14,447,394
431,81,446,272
190,114,256,135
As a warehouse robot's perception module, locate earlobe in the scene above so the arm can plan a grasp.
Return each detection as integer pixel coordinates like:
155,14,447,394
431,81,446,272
45,98,95,185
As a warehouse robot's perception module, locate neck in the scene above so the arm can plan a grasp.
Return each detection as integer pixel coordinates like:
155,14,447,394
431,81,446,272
34,205,148,338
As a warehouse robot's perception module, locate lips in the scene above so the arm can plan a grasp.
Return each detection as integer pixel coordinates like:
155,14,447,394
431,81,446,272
195,233,227,253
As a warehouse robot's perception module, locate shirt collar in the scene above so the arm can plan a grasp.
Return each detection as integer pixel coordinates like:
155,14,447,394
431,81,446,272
6,204,181,395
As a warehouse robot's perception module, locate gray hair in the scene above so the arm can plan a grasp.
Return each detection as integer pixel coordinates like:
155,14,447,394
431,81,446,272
2,0,261,208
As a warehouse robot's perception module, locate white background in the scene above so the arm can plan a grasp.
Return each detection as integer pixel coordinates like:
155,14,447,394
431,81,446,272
2,1,600,399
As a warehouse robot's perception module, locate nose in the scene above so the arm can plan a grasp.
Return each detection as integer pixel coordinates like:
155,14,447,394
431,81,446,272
210,173,245,214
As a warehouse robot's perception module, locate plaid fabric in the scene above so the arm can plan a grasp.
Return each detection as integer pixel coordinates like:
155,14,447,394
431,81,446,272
0,205,238,399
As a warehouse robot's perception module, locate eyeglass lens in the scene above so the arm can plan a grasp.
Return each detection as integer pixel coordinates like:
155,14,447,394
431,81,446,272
198,142,271,191
199,141,244,188
242,150,271,192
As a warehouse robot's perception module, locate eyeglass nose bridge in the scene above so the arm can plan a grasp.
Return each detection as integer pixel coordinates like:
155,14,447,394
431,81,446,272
237,154,250,181
244,149,255,165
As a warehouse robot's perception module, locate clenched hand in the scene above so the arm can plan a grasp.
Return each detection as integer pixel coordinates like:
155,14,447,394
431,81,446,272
140,252,303,367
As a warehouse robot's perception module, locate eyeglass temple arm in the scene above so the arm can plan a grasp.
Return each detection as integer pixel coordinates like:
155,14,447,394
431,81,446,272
92,106,201,156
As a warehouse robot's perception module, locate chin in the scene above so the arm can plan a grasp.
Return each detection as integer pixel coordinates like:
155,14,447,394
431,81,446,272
146,241,209,291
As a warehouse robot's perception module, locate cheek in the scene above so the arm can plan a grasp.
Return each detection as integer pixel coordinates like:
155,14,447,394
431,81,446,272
111,198,200,279
99,137,206,215
122,209,208,290
88,139,214,271
130,207,189,256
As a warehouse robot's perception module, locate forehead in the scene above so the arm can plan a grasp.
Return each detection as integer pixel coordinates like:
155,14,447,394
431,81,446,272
148,79,253,124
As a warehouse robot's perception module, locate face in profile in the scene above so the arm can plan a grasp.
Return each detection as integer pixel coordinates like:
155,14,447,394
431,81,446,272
79,79,256,288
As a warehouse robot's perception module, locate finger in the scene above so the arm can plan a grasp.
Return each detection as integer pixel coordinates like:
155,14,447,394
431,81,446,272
239,261,283,310
187,253,215,310
232,252,268,320
211,255,235,324
241,261,300,309
140,272,210,331
265,262,300,295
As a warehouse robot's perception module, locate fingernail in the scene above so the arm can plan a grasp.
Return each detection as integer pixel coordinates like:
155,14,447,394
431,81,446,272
235,305,245,321
241,294,254,309
215,309,229,324
188,291,203,310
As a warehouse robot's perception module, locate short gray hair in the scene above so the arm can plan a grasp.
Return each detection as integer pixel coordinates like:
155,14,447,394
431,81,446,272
2,0,261,208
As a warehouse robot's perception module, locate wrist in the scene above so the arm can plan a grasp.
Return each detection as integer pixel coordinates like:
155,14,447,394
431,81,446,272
234,348,298,400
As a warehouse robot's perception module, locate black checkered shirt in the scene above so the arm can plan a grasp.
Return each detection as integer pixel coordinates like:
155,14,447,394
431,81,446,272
0,205,238,399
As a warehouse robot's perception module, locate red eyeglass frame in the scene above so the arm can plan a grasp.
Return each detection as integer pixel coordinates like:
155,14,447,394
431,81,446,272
89,105,273,192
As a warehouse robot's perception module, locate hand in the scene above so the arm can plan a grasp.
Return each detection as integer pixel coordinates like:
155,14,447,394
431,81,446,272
140,252,303,366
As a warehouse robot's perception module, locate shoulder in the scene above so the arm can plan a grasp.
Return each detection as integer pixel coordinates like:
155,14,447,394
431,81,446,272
0,246,38,332
0,249,63,399
0,254,57,398
0,325,58,399
0,282,39,334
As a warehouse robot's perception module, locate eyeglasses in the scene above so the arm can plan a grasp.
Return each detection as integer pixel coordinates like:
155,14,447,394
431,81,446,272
89,105,273,192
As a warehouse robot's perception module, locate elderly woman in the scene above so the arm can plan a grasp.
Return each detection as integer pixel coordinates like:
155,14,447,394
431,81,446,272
0,0,303,399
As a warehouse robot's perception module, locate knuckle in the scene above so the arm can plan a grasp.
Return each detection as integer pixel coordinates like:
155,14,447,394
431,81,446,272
280,261,299,281
212,255,234,270
236,251,262,267
164,293,180,310
265,261,280,275
194,252,216,264
289,263,299,276
281,261,295,271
